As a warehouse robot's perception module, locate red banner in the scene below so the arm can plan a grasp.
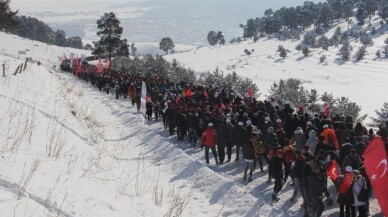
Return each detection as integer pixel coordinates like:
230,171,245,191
97,58,103,74
327,160,339,181
247,86,253,97
362,137,388,216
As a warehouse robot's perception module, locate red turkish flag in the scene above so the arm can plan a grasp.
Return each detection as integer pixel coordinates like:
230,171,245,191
327,160,340,181
97,58,103,74
363,137,388,217
247,86,253,97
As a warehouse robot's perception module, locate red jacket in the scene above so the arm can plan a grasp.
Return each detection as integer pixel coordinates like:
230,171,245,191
201,128,217,148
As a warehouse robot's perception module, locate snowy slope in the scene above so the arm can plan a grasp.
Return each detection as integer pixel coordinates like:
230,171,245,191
165,19,388,123
0,29,384,217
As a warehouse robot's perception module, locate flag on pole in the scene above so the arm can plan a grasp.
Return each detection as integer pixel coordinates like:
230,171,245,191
140,81,147,126
247,86,253,97
97,58,103,74
363,137,388,217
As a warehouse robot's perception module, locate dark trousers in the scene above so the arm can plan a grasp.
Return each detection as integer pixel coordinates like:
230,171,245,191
168,120,175,135
274,176,283,194
340,204,356,217
284,162,293,183
188,128,197,146
254,157,264,171
205,147,218,164
244,161,255,178
311,194,324,217
162,114,167,128
235,145,241,160
226,143,233,161
357,206,367,217
218,145,225,163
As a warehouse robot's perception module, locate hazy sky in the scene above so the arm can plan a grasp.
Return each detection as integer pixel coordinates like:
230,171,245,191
11,0,324,14
10,0,325,44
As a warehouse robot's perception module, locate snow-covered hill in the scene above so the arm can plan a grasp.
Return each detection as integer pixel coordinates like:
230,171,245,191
0,28,384,217
165,18,388,123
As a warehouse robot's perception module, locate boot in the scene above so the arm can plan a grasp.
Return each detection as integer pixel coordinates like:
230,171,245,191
248,177,253,182
215,158,219,165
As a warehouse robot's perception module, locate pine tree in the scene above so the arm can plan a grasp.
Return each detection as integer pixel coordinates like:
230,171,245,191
0,0,19,31
378,0,388,25
207,31,218,46
356,2,368,26
278,45,288,59
303,32,317,49
159,37,175,54
372,102,388,126
318,35,330,50
54,30,67,46
330,27,342,46
363,0,377,24
343,0,355,30
359,32,373,46
354,46,366,61
302,46,310,57
216,31,225,45
338,40,352,61
92,12,129,65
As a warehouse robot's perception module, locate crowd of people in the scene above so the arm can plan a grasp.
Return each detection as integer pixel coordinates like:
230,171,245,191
61,60,388,217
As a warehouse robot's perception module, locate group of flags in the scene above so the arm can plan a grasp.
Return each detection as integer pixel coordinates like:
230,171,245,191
326,138,388,216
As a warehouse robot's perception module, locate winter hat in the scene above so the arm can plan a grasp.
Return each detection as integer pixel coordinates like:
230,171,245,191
307,121,312,126
227,113,232,117
208,123,214,127
265,117,271,122
345,166,353,173
362,135,369,143
323,124,329,129
238,121,243,126
226,118,231,123
276,119,282,123
251,126,258,131
246,120,252,126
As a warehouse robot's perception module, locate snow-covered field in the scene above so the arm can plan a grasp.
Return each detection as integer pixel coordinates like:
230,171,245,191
0,27,385,216
165,19,388,123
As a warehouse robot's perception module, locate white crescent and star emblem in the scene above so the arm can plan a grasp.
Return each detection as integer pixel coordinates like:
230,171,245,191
376,159,388,178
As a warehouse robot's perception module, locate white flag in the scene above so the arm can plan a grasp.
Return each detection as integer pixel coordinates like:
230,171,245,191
140,81,147,126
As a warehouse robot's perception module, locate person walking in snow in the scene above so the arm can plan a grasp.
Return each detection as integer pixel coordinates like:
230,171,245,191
306,130,318,156
225,118,235,163
291,127,306,152
283,139,295,185
146,100,153,121
201,123,219,165
270,148,284,202
153,100,161,121
290,151,309,213
234,121,249,161
307,160,326,217
242,129,257,182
